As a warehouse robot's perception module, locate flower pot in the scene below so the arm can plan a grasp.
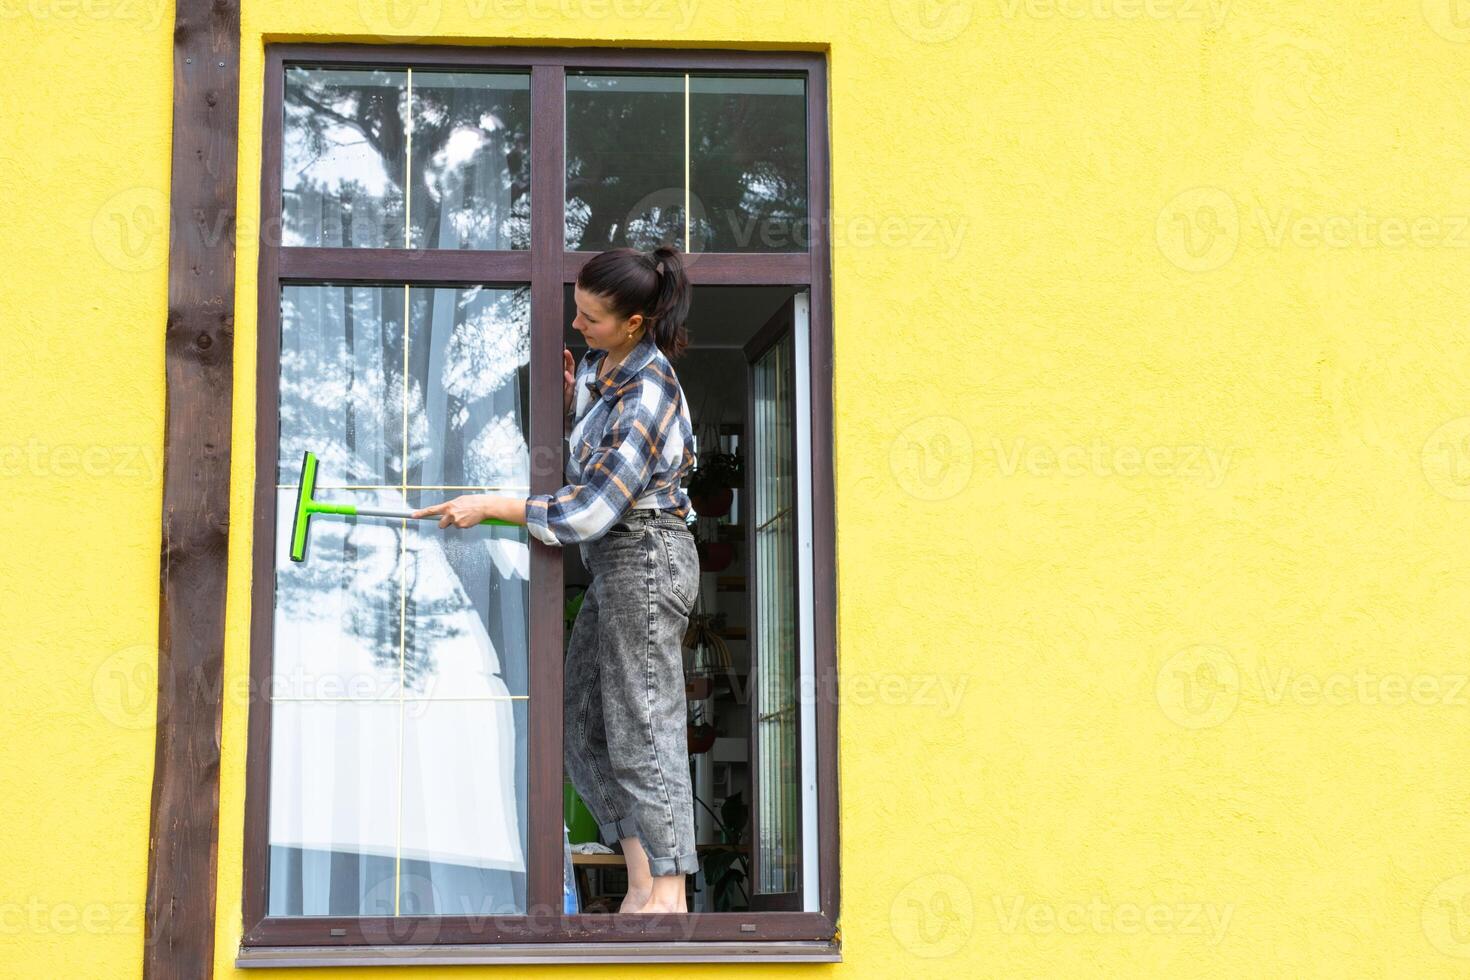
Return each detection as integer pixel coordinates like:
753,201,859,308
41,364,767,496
690,486,733,518
687,723,717,754
697,540,734,573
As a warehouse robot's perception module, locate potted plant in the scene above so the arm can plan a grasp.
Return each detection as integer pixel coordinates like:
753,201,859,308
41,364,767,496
687,447,742,519
697,792,749,911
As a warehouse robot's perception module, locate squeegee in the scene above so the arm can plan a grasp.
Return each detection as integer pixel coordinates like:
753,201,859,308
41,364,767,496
289,450,517,563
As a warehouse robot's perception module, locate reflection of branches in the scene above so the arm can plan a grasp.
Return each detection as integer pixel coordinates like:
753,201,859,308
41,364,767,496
567,84,806,250
439,294,529,400
283,71,530,249
277,282,529,688
270,71,549,687
276,517,476,693
275,520,404,683
277,287,401,485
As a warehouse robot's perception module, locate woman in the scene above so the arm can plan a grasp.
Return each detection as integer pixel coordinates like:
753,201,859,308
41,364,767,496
412,244,702,914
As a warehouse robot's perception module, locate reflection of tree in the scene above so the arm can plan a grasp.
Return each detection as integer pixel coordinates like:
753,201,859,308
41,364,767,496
277,287,402,486
284,70,407,247
407,287,530,487
689,85,806,250
273,70,548,696
566,76,807,251
283,69,530,249
275,518,474,694
350,535,471,694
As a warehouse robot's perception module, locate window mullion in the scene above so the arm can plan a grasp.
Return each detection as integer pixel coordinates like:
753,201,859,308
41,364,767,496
526,60,567,917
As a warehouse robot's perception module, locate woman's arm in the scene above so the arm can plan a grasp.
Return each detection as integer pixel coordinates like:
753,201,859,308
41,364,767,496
410,381,670,543
524,380,672,546
410,493,527,528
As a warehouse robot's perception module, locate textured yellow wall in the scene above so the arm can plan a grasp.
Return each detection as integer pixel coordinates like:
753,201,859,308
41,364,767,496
6,0,1470,976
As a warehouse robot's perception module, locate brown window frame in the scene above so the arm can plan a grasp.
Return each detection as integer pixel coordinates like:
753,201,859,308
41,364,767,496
240,41,837,966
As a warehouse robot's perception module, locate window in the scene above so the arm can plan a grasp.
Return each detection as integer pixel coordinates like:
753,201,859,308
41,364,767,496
243,43,835,965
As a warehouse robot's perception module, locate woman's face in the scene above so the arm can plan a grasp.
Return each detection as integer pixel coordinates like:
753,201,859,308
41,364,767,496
572,284,643,351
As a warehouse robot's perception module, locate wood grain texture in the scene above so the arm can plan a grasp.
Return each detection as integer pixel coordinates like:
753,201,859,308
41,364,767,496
144,2,241,977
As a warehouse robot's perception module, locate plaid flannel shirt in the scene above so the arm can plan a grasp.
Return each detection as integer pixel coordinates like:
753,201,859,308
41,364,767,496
524,329,695,546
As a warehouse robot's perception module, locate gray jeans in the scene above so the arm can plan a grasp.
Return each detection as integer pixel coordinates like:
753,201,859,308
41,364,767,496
569,508,701,877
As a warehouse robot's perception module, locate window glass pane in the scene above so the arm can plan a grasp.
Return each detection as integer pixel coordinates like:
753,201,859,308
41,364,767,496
565,73,685,251
284,68,408,248
409,72,530,250
565,72,809,253
268,699,400,916
278,283,407,486
278,284,531,490
267,701,530,918
406,285,531,489
752,332,800,895
404,490,530,700
690,75,807,252
271,486,414,702
398,699,528,915
271,283,532,917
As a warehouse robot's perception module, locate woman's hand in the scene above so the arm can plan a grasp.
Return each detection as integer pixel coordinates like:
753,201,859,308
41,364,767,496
562,347,576,415
411,494,495,529
411,494,529,529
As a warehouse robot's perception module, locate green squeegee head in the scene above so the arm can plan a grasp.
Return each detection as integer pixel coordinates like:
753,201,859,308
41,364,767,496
288,449,516,563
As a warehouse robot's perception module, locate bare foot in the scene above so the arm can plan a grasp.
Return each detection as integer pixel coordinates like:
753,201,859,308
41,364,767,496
619,888,651,913
628,900,681,914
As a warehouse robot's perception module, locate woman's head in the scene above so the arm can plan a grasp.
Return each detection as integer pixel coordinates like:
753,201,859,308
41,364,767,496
572,244,691,361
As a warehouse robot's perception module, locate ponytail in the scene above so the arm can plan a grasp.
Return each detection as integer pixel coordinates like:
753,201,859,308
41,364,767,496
576,244,692,361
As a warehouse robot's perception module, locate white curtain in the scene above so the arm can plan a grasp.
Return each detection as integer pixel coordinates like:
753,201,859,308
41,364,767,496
269,93,530,916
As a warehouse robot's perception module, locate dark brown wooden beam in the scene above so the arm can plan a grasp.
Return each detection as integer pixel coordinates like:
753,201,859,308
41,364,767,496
145,2,241,978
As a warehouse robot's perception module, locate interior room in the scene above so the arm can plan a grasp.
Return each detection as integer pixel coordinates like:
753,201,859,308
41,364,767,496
561,283,809,914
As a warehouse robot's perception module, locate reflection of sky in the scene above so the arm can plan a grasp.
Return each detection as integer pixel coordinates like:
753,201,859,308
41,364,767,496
433,125,495,173
464,413,530,491
283,99,399,198
283,69,526,251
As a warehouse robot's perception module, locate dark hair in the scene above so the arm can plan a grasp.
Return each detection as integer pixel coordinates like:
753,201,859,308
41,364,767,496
575,244,691,360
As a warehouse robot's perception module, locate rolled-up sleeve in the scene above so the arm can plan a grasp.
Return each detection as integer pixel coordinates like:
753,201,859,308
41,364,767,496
525,382,666,546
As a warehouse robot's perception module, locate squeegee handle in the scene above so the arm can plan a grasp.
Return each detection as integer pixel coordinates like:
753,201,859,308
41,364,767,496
350,504,517,527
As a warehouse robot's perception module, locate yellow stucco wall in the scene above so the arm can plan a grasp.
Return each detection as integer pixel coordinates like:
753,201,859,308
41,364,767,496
7,0,1470,975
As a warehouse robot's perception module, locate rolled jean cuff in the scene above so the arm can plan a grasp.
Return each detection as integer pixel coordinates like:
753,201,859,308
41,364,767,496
645,850,699,877
598,814,641,845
